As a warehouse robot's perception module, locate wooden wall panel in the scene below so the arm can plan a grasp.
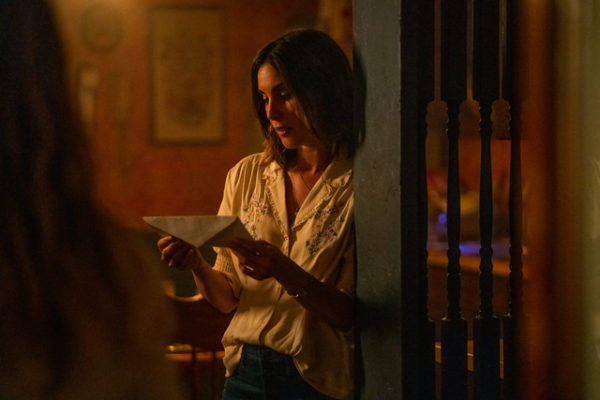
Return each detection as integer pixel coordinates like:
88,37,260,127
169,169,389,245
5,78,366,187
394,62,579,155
50,0,318,228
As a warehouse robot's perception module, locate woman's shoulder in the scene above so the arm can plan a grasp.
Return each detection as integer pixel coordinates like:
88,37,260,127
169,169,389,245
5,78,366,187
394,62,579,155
232,152,264,169
323,156,353,189
228,152,275,177
225,152,275,188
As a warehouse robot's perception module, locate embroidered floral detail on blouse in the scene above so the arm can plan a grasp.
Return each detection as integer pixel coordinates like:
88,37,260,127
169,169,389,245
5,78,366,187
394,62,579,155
306,206,343,255
241,192,269,240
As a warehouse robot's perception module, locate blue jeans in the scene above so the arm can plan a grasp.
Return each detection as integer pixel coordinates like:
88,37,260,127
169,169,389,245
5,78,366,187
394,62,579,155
222,344,334,400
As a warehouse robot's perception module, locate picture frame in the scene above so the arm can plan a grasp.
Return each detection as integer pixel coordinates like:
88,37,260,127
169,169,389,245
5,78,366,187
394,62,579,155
149,6,225,144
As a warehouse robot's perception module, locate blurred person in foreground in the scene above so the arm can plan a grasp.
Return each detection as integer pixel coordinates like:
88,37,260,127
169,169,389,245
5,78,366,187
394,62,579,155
0,1,181,398
159,29,355,400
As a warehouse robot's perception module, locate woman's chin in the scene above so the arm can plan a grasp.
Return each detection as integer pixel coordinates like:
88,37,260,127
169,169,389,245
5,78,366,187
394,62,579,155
280,139,299,150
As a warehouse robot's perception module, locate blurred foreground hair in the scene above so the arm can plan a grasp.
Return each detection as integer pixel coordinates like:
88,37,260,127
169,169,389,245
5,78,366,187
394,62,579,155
0,1,180,398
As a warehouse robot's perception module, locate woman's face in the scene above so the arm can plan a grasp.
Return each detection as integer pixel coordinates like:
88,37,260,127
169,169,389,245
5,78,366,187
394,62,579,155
257,63,317,150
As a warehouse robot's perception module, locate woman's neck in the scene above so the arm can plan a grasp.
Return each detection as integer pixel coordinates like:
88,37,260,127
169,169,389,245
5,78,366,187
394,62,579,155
294,145,330,173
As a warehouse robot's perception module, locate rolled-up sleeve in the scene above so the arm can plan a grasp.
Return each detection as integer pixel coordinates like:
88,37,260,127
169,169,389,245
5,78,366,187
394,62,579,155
213,164,243,298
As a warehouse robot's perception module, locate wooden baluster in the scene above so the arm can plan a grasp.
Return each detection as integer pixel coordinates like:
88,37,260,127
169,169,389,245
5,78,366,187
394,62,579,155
418,101,436,400
400,2,436,398
417,2,436,399
441,101,468,400
441,2,468,399
503,110,522,400
502,2,523,399
472,1,501,399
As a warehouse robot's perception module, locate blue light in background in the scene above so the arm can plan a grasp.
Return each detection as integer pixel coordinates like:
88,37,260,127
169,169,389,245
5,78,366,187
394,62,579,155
437,212,447,225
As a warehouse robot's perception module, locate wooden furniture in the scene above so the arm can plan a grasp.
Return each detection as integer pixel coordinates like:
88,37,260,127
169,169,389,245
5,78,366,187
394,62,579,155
165,292,233,400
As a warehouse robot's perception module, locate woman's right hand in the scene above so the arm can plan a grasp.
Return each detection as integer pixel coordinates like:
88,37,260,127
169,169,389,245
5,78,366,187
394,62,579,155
157,236,204,271
158,236,237,313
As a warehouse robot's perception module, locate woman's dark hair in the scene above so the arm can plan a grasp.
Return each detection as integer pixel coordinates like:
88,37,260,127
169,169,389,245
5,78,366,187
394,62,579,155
251,29,354,166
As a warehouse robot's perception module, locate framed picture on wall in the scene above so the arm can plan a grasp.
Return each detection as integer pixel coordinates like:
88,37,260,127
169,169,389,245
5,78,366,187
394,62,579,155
150,7,225,144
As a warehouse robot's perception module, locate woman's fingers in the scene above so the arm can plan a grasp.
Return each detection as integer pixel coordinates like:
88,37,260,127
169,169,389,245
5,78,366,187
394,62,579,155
163,242,183,266
242,264,269,280
230,239,256,255
231,239,273,259
157,235,175,251
230,240,260,268
156,236,202,271
160,239,189,267
230,239,285,280
179,247,198,270
229,241,254,262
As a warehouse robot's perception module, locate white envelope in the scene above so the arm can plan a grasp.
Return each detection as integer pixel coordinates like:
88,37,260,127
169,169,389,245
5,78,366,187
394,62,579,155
143,215,253,248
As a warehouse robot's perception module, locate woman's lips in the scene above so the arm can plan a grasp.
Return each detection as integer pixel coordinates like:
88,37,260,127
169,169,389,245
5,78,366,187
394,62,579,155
274,126,291,135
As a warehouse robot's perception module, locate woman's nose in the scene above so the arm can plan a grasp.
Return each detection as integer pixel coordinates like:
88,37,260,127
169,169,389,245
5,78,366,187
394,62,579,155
266,99,281,120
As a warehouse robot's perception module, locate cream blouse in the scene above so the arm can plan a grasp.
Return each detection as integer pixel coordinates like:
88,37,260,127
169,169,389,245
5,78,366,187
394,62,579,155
213,153,355,399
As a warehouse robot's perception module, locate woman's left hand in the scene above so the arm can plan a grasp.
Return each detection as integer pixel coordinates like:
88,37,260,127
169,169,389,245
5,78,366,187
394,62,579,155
229,239,290,281
230,239,353,332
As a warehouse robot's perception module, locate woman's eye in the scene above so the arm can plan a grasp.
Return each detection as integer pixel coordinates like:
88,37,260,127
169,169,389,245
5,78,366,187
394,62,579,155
280,91,291,100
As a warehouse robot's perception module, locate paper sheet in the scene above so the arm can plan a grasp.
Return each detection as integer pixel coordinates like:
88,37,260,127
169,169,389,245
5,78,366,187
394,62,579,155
143,215,253,248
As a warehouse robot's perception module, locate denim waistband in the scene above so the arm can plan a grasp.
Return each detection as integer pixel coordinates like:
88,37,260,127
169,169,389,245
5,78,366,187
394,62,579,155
224,344,332,400
241,344,298,377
